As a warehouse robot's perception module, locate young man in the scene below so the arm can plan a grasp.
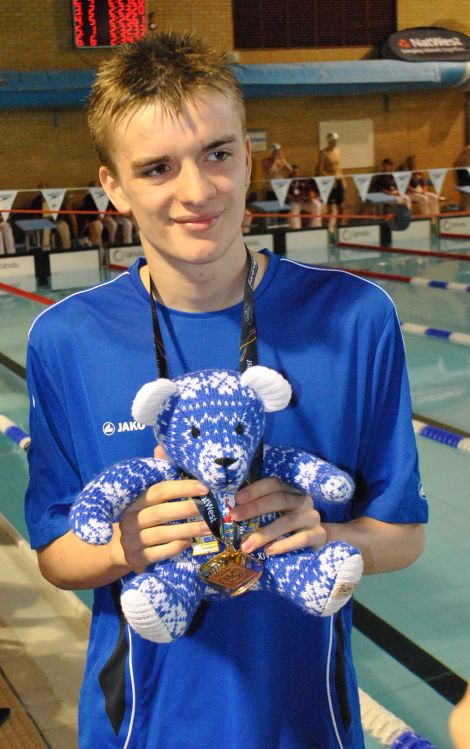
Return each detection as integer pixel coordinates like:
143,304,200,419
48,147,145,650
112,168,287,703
261,143,293,199
317,131,346,228
25,31,427,748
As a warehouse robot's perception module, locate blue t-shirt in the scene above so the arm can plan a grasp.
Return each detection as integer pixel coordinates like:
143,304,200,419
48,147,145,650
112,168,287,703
25,251,428,749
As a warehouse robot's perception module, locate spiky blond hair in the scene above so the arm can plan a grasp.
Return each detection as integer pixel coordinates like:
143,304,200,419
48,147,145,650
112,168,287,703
87,30,246,172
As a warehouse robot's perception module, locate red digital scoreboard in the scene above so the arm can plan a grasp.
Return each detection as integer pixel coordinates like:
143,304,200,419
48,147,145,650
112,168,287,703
73,1,147,48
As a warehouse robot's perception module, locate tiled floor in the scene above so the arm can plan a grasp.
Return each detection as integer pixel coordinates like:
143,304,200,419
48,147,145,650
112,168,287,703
0,517,90,748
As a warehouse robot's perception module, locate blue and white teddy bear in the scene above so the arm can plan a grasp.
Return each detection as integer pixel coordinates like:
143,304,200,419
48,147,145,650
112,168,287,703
70,366,363,643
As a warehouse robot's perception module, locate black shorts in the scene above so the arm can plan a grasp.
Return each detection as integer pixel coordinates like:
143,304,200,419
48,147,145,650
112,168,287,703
328,180,345,206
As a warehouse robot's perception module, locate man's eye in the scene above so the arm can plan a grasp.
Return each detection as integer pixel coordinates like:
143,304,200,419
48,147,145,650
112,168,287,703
191,425,201,438
235,422,244,435
207,150,230,162
146,163,170,178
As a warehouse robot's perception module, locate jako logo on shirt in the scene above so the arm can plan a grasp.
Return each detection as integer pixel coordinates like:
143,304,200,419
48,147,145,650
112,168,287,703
102,421,146,436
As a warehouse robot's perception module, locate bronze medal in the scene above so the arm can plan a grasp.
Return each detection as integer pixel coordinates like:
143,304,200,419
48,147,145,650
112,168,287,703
199,544,263,596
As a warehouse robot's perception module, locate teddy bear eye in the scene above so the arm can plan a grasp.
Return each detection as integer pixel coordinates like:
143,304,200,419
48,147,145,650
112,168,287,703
235,422,244,435
191,425,201,438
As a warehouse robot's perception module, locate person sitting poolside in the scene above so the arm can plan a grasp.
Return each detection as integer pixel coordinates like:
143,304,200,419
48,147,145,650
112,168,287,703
286,165,323,229
369,159,411,210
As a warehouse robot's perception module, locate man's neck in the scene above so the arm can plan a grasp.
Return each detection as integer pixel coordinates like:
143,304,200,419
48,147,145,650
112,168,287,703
139,245,268,313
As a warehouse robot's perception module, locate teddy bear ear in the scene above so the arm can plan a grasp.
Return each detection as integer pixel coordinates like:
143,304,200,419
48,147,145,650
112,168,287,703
131,379,179,425
240,366,292,412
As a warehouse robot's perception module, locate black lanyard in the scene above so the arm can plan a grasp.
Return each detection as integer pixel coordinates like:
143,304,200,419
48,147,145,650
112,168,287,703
148,249,263,546
149,248,259,379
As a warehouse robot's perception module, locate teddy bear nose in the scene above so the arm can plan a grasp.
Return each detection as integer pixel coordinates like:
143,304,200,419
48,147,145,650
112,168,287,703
214,457,236,468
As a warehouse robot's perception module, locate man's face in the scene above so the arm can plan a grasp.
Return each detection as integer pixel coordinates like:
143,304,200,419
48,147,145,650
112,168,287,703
101,90,251,267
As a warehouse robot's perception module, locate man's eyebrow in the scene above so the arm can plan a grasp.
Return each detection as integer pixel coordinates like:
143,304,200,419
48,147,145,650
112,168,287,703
130,135,239,171
130,155,170,171
203,135,238,152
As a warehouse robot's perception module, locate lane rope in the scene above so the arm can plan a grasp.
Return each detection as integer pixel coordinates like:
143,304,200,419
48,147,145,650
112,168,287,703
0,281,55,306
412,419,470,453
338,241,470,262
401,322,470,348
0,414,31,450
328,266,470,292
359,689,437,748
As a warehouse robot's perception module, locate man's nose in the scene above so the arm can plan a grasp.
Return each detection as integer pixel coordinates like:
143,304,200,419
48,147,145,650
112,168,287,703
176,163,217,205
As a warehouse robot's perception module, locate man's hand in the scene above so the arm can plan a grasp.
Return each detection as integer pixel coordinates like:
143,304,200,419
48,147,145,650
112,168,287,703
231,477,326,556
111,445,210,573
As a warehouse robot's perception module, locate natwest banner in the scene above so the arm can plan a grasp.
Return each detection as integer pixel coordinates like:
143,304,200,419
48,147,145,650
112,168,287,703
382,27,470,62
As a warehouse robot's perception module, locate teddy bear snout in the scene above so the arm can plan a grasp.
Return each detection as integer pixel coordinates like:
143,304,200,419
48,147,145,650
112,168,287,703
214,456,237,468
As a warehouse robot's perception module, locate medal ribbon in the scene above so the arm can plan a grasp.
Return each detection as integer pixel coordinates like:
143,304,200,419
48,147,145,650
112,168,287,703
148,249,263,549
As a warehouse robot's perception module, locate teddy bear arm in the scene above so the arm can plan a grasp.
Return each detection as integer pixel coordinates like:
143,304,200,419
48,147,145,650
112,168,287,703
69,457,179,545
262,446,355,503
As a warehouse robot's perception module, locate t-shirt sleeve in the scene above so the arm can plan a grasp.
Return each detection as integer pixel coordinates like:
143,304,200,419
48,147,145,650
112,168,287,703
25,337,82,549
353,307,428,524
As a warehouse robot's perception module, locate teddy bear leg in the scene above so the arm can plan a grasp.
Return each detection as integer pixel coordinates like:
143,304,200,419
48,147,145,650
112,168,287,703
121,555,205,643
260,541,363,617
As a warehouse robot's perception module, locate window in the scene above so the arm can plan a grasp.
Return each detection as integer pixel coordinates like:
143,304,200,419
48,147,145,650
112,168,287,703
233,0,396,49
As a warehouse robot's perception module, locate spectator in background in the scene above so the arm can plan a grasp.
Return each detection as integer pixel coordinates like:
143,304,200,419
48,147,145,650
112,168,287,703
0,218,15,254
261,143,293,199
286,165,323,229
370,158,411,210
454,145,470,211
77,182,106,247
108,200,135,245
404,156,440,217
77,185,103,247
29,187,72,250
62,192,79,248
317,132,346,228
78,183,134,247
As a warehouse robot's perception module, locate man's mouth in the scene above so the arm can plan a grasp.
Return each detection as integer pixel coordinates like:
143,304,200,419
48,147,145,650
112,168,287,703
173,213,221,231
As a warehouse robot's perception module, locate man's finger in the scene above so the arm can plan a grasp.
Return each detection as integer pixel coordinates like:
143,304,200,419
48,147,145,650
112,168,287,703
235,477,302,505
154,444,168,459
232,490,311,521
132,501,209,530
130,479,208,509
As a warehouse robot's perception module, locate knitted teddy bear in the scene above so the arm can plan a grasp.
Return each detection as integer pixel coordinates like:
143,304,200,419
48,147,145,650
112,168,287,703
70,366,363,643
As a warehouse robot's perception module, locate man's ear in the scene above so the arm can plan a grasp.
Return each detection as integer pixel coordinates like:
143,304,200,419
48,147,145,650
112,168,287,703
99,165,132,215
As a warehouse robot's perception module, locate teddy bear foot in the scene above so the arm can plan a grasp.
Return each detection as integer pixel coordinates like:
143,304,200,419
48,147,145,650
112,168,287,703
121,574,202,643
316,549,363,616
263,541,363,617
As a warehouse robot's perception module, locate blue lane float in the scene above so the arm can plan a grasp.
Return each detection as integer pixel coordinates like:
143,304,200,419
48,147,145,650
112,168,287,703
409,277,470,293
412,419,470,453
0,415,31,450
401,322,470,348
391,731,437,748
